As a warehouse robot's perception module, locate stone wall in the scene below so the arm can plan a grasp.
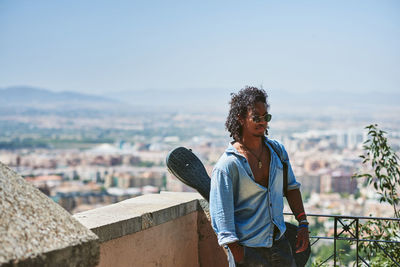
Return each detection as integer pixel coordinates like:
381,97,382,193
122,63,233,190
74,192,228,267
0,160,226,267
0,162,99,267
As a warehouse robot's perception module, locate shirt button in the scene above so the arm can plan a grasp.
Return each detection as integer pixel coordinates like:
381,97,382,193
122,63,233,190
270,203,272,207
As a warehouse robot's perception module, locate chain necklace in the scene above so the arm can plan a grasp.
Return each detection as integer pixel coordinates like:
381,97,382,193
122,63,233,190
241,142,264,168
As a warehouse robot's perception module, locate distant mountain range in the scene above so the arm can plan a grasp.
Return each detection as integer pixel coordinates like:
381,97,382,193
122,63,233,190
103,87,400,116
0,86,125,114
0,86,117,105
1,86,399,118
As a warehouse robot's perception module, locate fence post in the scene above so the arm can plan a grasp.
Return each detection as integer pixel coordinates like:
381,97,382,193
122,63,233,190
356,218,359,267
334,217,337,266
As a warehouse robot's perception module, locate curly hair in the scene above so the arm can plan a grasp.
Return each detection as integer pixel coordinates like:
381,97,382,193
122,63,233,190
225,86,269,141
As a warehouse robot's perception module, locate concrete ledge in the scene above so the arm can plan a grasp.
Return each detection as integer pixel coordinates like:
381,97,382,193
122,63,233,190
1,239,99,267
0,162,99,267
74,191,204,243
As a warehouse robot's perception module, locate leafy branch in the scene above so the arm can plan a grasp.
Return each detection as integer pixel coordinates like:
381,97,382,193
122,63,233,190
352,124,400,265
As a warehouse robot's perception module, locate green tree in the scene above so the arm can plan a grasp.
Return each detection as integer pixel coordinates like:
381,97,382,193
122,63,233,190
353,124,400,266
311,240,356,267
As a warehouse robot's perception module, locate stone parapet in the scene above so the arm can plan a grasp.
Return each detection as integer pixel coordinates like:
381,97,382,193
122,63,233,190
74,191,203,243
0,162,99,267
0,159,226,267
74,192,227,267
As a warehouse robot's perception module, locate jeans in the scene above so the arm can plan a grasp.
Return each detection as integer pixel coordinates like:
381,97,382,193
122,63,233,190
235,236,296,267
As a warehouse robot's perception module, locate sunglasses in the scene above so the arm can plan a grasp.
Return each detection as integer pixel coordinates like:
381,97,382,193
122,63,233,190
252,114,272,123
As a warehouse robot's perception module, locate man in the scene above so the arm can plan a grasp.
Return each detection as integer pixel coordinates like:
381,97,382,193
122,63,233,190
210,86,309,267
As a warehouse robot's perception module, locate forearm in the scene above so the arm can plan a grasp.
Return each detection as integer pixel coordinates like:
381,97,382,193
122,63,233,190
287,189,310,253
210,169,238,246
286,188,307,221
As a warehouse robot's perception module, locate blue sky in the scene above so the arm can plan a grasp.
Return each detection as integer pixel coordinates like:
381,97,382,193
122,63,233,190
0,0,399,95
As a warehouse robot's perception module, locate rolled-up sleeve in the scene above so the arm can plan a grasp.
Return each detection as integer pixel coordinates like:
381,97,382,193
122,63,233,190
280,143,301,191
209,168,239,246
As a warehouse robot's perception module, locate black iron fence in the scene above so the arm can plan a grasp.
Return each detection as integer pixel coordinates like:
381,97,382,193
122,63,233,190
284,213,400,266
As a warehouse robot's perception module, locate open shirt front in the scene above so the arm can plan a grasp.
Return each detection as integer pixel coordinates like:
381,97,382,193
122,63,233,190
209,137,301,247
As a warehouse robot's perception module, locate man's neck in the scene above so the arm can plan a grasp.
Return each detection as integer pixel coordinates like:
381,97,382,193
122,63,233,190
240,134,263,150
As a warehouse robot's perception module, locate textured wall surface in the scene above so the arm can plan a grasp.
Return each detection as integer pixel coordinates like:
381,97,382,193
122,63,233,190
96,212,199,267
0,162,99,267
75,192,228,267
74,192,200,243
197,207,228,267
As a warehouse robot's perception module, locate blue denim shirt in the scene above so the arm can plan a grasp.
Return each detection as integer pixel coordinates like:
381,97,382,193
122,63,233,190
210,138,301,248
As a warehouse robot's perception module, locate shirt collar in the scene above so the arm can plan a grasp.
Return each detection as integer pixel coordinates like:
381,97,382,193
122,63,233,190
225,136,270,156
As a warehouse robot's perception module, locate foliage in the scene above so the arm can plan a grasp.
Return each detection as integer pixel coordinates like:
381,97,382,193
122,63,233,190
352,124,400,266
307,217,357,266
311,240,356,267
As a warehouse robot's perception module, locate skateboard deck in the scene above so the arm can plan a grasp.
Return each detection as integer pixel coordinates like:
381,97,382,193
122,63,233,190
166,146,310,267
166,147,210,200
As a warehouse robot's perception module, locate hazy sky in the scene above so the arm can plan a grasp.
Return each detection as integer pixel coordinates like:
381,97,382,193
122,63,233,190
0,0,399,95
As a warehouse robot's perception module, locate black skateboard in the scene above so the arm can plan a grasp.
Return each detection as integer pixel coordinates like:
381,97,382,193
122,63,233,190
166,146,310,267
166,146,210,200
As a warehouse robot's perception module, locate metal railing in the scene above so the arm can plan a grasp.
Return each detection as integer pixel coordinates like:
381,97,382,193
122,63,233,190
284,213,400,266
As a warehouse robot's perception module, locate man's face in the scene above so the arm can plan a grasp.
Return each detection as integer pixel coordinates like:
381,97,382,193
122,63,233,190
241,101,269,138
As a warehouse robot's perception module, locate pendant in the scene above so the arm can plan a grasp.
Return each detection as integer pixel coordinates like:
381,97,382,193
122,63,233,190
258,161,262,168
